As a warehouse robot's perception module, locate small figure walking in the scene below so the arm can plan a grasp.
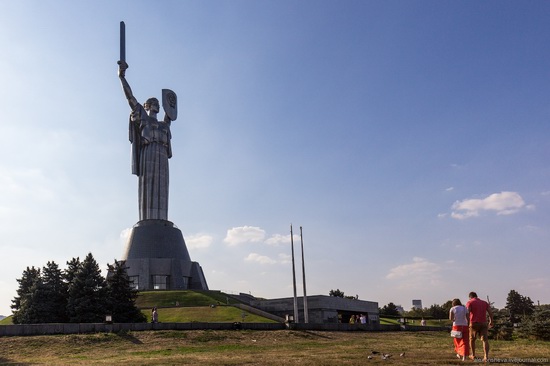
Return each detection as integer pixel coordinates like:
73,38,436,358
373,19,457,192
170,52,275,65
151,307,158,323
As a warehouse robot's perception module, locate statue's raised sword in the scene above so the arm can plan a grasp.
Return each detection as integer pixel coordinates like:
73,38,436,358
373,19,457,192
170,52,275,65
119,21,125,62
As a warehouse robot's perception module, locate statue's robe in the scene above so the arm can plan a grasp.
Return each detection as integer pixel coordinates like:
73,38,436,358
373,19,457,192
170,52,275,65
129,104,172,221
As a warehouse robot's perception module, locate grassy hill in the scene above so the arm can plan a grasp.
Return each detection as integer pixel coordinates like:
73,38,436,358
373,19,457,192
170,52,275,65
136,290,241,308
145,305,276,323
380,317,401,325
137,290,277,323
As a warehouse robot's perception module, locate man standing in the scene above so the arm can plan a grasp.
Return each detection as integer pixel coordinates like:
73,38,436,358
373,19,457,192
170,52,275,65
466,292,494,362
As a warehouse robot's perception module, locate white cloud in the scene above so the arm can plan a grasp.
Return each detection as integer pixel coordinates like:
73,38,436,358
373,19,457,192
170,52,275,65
119,228,132,247
278,253,291,264
224,226,266,246
186,233,213,249
451,191,530,219
386,257,442,289
244,253,277,264
445,187,454,192
265,233,294,246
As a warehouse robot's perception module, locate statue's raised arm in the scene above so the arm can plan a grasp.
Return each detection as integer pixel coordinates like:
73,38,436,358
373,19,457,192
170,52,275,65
118,60,138,110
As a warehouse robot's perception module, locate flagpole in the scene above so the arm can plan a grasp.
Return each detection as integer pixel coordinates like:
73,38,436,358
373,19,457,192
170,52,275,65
291,224,299,323
300,226,309,323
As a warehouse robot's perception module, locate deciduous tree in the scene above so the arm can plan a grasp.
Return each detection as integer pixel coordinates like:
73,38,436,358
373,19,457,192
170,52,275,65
329,289,345,298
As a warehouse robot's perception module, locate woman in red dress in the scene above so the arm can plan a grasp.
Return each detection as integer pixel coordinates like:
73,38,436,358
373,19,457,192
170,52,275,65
449,298,469,361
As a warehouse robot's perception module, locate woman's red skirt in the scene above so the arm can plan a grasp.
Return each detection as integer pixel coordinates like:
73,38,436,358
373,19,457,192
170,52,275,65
452,324,470,357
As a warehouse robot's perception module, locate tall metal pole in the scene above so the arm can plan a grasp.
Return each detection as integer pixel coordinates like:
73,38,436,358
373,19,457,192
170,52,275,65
300,226,309,323
290,224,299,323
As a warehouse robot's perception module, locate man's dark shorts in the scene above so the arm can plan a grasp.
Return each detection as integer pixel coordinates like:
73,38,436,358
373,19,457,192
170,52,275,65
470,322,488,340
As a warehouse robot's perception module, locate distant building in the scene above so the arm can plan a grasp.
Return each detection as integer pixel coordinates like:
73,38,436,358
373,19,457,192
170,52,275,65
395,305,405,314
412,299,422,309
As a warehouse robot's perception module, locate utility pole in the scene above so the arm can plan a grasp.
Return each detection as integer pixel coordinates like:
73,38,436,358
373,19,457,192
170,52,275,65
300,226,309,323
290,224,299,323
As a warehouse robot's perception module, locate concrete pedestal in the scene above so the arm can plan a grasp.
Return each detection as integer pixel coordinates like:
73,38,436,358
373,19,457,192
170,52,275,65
121,219,208,291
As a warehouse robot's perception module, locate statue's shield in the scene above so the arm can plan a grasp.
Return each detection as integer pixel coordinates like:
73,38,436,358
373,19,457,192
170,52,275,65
162,89,178,121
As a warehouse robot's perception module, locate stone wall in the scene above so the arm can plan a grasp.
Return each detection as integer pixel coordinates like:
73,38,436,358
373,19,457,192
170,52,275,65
0,322,285,336
0,322,447,337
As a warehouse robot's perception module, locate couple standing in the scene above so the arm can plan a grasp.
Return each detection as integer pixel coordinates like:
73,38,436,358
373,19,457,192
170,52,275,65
449,292,494,362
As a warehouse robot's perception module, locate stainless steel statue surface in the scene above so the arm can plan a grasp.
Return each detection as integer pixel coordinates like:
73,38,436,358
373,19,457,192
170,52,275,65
117,22,208,292
118,22,177,221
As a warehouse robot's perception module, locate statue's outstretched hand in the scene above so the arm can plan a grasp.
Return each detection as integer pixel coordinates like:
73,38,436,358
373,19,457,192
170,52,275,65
118,60,128,77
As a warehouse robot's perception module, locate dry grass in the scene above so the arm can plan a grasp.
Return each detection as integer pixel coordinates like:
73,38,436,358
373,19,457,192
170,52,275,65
1,330,548,365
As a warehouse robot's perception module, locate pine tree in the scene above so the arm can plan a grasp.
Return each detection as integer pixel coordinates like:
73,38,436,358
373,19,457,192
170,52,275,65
67,253,107,323
106,260,146,323
64,257,81,285
518,306,550,341
505,289,535,324
18,278,52,324
41,261,68,323
11,266,41,324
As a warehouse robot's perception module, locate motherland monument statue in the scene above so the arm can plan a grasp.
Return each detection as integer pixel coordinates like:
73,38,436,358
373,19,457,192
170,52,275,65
117,21,208,291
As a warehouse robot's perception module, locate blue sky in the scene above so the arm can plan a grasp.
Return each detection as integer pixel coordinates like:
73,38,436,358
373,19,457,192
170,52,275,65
1,1,549,316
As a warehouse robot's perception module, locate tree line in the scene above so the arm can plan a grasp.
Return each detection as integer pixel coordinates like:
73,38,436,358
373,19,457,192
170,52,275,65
11,253,146,324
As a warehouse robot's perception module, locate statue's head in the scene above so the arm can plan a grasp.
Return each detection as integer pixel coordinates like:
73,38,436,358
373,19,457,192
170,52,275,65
144,97,160,113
